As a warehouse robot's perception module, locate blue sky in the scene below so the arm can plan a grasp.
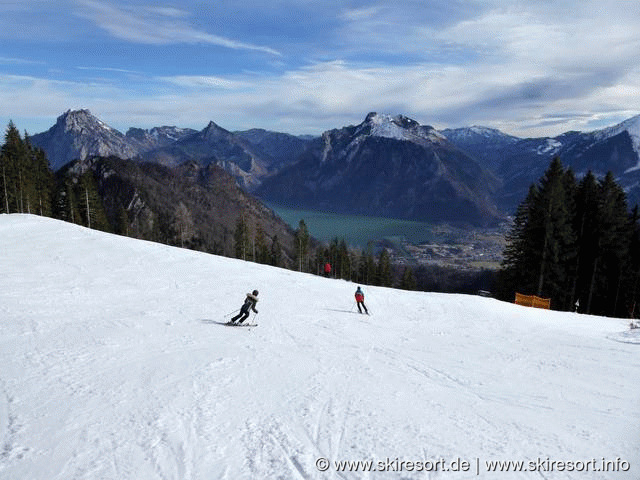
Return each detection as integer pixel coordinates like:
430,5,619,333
2,0,640,137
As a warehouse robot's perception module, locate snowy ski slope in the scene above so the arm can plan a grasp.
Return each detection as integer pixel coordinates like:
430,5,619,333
0,214,638,479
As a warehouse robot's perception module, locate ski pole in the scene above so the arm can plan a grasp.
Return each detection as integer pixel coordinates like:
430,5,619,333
224,308,240,318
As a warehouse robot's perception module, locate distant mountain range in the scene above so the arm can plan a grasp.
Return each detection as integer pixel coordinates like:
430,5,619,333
31,110,309,189
29,109,640,226
442,118,640,211
257,112,501,225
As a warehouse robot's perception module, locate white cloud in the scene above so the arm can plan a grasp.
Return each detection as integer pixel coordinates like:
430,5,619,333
158,75,248,90
0,57,46,65
5,0,640,137
75,0,281,55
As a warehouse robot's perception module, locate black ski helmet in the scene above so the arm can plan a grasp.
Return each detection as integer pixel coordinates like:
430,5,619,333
252,290,259,296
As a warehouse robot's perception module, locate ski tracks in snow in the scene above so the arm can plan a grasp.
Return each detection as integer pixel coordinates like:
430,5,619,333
0,381,25,468
241,397,352,480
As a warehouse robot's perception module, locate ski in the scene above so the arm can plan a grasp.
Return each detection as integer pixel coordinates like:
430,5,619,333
225,322,258,327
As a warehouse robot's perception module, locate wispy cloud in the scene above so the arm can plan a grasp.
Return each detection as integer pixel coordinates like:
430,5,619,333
75,0,281,55
158,75,247,90
4,0,640,137
76,66,143,74
0,56,46,65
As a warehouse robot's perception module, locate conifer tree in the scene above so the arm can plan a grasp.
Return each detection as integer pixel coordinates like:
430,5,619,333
530,158,576,306
1,122,54,217
400,266,417,290
254,225,270,264
338,239,350,280
625,206,640,317
377,249,392,287
589,172,630,315
234,215,250,260
32,147,54,217
498,185,539,300
572,172,600,312
1,121,26,213
357,244,376,285
294,219,310,271
270,234,282,267
499,158,576,309
77,172,110,231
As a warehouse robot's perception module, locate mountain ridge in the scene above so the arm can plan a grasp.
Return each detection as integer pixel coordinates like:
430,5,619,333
256,112,502,226
27,108,640,221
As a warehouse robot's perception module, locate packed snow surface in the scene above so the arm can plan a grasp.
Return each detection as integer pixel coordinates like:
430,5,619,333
1,215,639,479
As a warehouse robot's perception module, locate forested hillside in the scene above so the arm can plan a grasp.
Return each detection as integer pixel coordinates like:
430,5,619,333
498,157,640,317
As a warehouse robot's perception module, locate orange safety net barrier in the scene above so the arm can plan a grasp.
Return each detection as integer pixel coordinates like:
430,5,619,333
515,292,551,310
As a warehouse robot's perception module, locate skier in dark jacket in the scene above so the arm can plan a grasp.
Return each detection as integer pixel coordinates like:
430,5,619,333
354,286,368,314
229,290,259,324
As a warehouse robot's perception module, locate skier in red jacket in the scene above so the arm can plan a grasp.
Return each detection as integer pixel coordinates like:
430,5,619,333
324,262,332,276
354,286,368,314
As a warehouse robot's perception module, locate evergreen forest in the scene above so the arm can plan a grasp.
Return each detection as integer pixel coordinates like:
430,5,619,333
498,157,640,317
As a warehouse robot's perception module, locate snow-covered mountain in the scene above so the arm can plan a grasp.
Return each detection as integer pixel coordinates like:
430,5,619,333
257,112,502,225
440,125,519,145
1,214,638,479
140,121,279,190
29,111,305,190
358,112,448,144
125,126,198,153
443,118,640,211
28,109,640,220
30,110,140,170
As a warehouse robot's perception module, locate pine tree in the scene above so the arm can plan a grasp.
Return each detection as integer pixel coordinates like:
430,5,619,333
270,234,282,267
498,158,576,309
32,148,54,216
497,185,539,300
530,158,576,306
625,206,640,317
77,172,110,231
0,122,55,219
377,249,392,287
1,121,26,213
590,172,630,315
294,219,310,272
254,225,270,264
357,244,376,285
572,172,600,312
233,215,250,260
400,266,416,290
338,239,351,280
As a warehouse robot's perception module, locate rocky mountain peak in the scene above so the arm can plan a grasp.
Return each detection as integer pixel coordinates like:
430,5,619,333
202,120,228,134
31,109,139,170
595,114,640,150
56,109,116,135
356,112,445,145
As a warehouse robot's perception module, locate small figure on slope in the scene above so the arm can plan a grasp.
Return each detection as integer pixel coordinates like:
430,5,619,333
355,286,369,315
229,290,259,325
324,262,332,277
